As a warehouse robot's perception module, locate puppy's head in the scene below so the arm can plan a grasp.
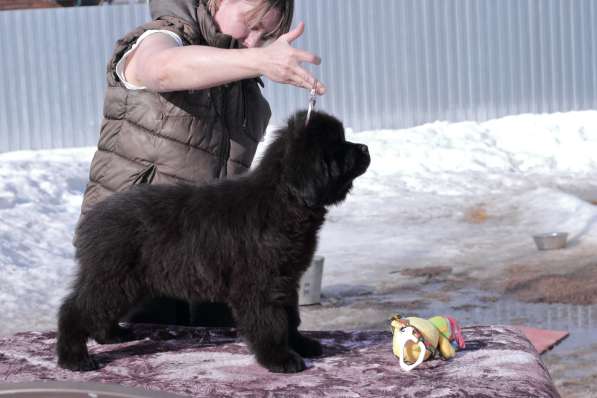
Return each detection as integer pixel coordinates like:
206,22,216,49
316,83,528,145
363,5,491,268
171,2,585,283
273,110,370,207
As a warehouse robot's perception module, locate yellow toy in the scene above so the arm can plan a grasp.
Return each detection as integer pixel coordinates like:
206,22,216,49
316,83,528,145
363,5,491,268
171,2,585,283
390,314,465,371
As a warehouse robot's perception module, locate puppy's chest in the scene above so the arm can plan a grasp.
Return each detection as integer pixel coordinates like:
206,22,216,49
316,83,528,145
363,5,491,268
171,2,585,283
276,216,325,246
269,270,305,304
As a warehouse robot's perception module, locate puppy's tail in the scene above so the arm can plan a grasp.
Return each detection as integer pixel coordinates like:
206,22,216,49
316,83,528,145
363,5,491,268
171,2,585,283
56,294,97,371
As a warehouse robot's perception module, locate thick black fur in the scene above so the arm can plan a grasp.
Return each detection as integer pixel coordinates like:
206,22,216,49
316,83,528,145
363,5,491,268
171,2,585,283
56,111,370,373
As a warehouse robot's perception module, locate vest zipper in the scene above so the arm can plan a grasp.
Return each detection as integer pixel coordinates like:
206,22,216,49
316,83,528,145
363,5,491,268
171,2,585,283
242,80,248,131
218,86,230,178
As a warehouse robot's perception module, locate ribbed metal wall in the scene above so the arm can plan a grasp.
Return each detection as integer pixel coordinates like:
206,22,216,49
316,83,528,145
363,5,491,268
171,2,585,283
0,5,149,151
1,1,596,152
277,0,597,131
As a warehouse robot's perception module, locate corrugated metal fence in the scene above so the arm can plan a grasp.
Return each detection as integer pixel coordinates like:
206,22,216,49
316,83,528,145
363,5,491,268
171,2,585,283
0,5,148,151
1,0,596,152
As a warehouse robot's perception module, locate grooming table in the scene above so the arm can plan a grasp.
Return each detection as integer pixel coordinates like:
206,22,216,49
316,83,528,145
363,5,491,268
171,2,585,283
0,324,560,397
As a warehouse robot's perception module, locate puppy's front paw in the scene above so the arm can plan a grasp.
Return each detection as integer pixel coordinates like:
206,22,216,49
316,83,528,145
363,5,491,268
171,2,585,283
260,350,306,373
291,334,323,358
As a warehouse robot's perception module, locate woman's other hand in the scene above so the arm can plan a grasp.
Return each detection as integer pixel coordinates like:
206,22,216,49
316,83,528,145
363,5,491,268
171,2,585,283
258,22,326,95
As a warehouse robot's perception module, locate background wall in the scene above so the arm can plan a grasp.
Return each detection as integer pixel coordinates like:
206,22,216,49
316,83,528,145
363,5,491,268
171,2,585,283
1,0,596,152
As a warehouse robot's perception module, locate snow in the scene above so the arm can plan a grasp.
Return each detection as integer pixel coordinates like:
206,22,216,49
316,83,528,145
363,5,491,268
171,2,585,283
2,111,597,336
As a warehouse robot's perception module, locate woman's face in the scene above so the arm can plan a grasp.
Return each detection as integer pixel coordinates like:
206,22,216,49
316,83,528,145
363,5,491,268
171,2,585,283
214,0,282,48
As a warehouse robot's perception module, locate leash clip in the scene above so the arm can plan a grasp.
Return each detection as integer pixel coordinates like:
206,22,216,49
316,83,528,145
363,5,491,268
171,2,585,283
305,81,318,126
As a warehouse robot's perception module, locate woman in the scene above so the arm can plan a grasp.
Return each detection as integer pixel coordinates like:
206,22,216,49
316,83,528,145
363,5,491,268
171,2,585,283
80,0,325,326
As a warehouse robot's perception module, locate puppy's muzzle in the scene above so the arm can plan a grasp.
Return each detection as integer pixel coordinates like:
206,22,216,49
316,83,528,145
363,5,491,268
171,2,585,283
352,143,371,177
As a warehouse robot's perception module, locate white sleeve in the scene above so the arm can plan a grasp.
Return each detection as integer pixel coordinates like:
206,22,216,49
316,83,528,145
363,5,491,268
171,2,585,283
115,30,183,90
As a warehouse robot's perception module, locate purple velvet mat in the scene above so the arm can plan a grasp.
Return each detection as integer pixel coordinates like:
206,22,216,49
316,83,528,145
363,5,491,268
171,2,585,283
0,324,560,398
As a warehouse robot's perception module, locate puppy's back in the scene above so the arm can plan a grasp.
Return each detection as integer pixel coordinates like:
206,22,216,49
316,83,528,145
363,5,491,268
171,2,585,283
74,184,195,262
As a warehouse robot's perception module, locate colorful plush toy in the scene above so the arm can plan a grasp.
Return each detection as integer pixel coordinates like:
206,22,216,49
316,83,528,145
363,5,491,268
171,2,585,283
390,314,466,371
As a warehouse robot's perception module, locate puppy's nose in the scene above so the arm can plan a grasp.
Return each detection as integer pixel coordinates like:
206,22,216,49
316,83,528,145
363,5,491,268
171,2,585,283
358,144,369,154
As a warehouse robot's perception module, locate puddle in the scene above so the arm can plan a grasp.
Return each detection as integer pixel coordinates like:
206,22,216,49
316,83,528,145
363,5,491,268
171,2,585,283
305,282,597,397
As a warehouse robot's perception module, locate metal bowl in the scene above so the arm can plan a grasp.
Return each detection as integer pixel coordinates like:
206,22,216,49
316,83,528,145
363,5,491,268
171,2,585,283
533,232,568,251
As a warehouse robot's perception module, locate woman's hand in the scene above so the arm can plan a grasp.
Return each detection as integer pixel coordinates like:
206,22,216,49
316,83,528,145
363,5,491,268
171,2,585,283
257,22,326,95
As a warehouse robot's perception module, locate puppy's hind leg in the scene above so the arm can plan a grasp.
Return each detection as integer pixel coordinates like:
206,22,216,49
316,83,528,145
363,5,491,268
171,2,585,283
88,280,143,345
56,293,98,371
92,323,136,345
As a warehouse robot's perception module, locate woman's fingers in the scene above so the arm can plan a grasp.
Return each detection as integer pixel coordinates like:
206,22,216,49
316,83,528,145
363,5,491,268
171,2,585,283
264,22,327,94
314,80,326,95
307,78,326,95
278,24,320,65
293,67,327,95
293,68,314,90
294,48,321,65
280,21,305,44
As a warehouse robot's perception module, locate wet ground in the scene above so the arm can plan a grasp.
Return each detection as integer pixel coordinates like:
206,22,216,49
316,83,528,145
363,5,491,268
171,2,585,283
300,264,597,398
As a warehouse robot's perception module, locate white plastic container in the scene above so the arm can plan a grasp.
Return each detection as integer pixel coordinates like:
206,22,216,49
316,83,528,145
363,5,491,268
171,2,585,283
298,256,324,305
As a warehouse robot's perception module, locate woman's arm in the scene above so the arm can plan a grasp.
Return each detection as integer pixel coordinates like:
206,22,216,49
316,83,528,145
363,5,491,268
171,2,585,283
125,22,326,94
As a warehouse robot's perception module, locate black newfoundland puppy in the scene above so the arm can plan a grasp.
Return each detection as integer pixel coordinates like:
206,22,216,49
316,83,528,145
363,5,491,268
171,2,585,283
57,111,370,373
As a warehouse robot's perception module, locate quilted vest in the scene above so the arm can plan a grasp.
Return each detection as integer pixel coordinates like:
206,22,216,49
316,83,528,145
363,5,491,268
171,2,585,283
80,0,271,215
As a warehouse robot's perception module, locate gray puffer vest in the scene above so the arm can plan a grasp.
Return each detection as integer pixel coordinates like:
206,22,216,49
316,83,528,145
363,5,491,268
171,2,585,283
81,0,271,215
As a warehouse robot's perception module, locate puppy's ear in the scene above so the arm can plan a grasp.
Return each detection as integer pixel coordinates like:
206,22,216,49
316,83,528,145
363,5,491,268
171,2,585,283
288,170,323,208
303,193,320,208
